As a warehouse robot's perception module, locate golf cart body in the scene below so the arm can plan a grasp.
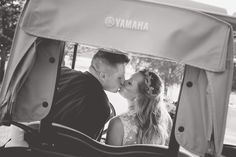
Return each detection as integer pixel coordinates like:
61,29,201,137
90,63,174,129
0,0,235,156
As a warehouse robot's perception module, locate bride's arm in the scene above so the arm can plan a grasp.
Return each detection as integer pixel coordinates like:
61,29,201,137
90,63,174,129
105,116,124,146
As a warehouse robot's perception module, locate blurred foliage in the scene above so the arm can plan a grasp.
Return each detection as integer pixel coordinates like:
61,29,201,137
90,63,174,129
233,39,236,92
129,55,184,94
232,62,236,91
0,0,25,83
0,0,25,55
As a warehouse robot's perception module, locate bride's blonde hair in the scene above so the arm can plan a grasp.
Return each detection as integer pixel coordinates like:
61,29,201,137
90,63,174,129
135,69,172,145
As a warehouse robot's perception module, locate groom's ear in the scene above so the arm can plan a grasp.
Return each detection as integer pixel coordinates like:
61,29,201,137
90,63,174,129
99,72,107,81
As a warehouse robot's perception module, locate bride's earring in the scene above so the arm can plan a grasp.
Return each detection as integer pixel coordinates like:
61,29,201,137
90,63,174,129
132,97,137,102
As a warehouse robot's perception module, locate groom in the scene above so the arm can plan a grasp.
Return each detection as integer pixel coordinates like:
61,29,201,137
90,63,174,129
51,48,130,140
5,48,129,147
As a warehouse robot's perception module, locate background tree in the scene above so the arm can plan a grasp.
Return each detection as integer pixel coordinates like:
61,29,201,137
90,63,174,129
232,61,236,91
129,55,184,94
0,0,25,83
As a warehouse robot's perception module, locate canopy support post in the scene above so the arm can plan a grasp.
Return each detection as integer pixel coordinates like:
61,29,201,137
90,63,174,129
71,43,78,69
39,40,65,141
168,65,187,157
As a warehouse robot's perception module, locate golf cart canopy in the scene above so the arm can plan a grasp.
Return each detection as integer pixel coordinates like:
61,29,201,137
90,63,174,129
0,0,235,156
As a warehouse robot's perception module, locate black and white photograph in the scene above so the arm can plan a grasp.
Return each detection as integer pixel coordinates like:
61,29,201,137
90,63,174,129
0,0,236,157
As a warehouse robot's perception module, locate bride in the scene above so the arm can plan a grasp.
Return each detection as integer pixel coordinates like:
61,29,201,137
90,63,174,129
105,69,172,146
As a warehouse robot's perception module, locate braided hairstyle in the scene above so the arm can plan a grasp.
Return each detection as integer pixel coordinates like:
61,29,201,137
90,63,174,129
135,69,172,145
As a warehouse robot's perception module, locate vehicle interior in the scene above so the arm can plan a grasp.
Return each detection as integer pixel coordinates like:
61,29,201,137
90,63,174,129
0,40,191,157
0,0,236,157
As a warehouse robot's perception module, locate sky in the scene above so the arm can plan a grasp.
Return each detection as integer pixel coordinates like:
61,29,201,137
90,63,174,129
193,0,236,15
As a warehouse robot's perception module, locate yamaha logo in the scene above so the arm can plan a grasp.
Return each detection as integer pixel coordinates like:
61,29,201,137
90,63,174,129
104,16,149,31
104,16,116,27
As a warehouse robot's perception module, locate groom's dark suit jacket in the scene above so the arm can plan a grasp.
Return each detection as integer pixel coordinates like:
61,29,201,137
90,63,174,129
51,66,111,140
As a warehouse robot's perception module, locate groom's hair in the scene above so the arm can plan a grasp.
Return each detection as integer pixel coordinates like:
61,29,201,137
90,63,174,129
92,48,130,67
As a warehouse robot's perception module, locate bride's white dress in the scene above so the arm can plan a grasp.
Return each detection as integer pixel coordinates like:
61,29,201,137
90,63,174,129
119,111,138,145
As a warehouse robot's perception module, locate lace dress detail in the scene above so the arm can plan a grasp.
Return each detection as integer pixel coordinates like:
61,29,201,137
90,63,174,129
119,111,138,145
